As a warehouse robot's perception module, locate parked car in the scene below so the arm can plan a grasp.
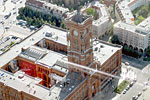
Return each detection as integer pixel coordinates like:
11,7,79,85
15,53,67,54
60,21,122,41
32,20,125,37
126,85,130,91
12,36,18,40
125,62,129,66
123,90,127,94
132,96,135,100
5,26,10,30
30,25,36,30
4,13,11,19
134,96,138,100
13,12,16,14
129,82,134,87
138,92,142,97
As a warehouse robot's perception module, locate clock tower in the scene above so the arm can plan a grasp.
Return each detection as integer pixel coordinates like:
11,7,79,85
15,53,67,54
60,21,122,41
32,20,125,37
65,12,94,67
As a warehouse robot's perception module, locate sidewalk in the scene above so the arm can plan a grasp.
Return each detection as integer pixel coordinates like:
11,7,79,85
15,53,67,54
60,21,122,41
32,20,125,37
0,4,5,13
93,64,137,100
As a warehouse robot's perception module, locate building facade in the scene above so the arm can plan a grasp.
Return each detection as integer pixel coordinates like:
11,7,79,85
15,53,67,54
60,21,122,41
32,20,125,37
114,21,150,52
43,0,90,8
25,0,69,19
114,0,150,51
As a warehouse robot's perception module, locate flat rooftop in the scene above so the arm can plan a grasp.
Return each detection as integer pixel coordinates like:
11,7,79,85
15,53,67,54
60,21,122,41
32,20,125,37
114,21,149,35
0,24,67,67
19,45,68,73
19,46,48,61
37,49,67,68
93,40,121,65
138,16,150,32
0,69,51,100
117,0,134,24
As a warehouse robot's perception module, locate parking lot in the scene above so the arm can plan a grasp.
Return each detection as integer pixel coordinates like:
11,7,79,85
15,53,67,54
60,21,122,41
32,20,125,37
0,35,21,54
0,0,33,38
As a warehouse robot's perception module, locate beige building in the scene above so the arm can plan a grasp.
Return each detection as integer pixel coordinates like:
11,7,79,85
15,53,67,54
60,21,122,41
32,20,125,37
81,1,112,38
114,21,150,52
114,0,150,52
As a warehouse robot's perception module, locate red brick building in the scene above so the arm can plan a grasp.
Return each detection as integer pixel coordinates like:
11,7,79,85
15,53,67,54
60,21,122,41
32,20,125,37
0,13,122,100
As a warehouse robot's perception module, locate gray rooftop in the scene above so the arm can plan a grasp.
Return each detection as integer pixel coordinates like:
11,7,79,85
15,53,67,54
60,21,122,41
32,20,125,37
44,72,86,100
72,13,87,23
20,46,47,60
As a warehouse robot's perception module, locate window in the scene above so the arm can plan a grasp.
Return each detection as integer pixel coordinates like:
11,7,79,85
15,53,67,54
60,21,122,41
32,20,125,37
74,40,78,50
73,30,78,36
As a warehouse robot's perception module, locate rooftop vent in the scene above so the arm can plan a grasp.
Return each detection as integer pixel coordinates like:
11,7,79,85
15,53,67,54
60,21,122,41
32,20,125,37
45,32,52,37
33,91,36,94
60,84,63,88
94,47,98,51
72,86,74,88
69,88,72,91
100,45,104,48
18,74,24,79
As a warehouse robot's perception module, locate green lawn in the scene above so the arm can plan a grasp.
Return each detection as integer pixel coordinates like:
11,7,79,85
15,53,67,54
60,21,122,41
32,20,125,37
114,80,129,94
132,5,150,25
86,8,99,20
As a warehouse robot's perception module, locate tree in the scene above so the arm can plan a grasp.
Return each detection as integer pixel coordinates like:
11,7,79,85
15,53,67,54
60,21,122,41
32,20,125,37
17,7,65,28
86,8,98,20
145,47,150,57
111,35,119,44
86,8,95,15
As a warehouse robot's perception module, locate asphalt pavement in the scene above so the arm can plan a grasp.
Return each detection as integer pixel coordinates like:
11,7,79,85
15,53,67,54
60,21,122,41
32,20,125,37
0,0,32,39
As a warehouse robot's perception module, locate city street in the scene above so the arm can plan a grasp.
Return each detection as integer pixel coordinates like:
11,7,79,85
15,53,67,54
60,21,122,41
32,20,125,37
122,55,149,69
93,60,150,100
116,63,150,100
0,0,32,39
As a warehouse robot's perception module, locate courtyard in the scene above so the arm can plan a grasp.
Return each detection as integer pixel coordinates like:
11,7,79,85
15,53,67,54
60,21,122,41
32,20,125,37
132,4,150,25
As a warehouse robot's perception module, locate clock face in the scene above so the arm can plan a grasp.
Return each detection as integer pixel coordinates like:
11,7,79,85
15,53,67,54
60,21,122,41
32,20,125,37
73,30,78,36
84,29,87,35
